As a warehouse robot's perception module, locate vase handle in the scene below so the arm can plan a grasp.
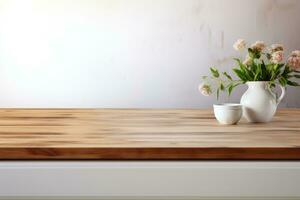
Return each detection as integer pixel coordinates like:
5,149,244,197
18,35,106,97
276,85,286,106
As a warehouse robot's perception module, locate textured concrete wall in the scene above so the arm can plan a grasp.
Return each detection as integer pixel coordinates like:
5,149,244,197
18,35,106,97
0,0,299,108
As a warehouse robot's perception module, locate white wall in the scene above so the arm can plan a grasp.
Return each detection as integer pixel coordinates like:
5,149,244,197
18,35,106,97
0,0,299,108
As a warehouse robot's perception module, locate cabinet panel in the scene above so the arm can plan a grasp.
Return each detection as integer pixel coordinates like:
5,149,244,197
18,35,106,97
0,161,299,199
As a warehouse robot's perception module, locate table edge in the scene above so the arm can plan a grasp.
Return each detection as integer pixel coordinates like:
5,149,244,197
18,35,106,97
1,147,300,160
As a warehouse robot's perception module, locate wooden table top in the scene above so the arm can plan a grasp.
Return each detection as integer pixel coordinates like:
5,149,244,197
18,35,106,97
0,109,299,160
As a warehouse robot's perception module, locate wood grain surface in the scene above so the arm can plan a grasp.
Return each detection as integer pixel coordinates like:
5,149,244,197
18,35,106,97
0,109,299,160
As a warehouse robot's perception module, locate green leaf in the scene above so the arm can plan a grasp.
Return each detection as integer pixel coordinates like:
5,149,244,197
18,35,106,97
248,48,260,59
254,63,261,81
210,67,219,78
227,82,241,96
273,64,279,71
260,61,269,80
223,72,232,80
269,81,276,88
220,83,225,91
294,74,300,79
234,58,253,80
287,81,300,86
228,84,234,96
248,48,255,59
279,77,287,86
251,58,260,71
233,68,247,82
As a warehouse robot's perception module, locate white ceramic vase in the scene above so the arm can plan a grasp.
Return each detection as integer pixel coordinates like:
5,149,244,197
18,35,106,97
240,81,286,123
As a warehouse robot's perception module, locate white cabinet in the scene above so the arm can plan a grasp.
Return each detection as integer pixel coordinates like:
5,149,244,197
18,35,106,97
0,161,299,199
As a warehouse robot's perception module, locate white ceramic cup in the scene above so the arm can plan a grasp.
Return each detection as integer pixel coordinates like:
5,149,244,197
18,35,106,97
213,103,243,125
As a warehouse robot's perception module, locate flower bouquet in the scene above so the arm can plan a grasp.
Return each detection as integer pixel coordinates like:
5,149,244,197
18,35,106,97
199,39,300,123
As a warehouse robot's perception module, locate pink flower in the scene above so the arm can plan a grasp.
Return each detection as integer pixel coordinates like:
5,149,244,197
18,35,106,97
287,50,300,70
291,50,300,57
271,51,284,64
288,56,300,70
243,55,252,66
251,41,266,52
233,39,246,51
270,44,284,53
